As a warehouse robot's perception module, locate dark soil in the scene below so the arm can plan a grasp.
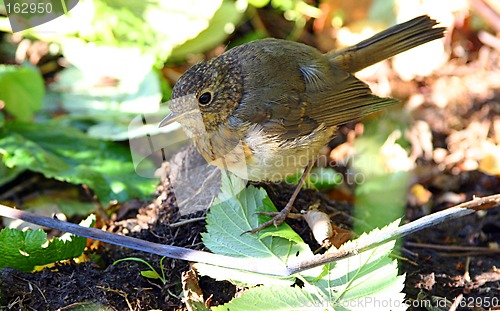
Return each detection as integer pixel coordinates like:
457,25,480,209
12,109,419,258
1,157,498,310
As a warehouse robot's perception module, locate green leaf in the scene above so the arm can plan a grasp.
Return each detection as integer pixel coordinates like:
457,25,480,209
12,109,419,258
0,215,95,272
46,42,164,141
307,167,343,190
302,220,406,309
212,285,323,311
354,171,409,232
202,176,407,310
114,256,167,284
199,172,314,286
202,183,311,259
247,0,271,8
0,65,44,121
87,0,228,61
352,118,411,232
169,1,246,62
285,167,342,190
0,121,156,204
17,0,241,66
47,43,162,139
55,43,161,114
0,160,24,186
23,189,95,218
140,270,162,280
195,263,294,287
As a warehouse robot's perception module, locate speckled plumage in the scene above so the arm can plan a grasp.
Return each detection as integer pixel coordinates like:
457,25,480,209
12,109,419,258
162,16,445,182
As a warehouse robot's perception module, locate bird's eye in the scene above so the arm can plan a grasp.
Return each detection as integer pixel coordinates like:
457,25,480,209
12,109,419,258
198,92,212,105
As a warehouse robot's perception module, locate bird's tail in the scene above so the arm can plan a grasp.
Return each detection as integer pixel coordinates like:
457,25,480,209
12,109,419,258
327,15,445,73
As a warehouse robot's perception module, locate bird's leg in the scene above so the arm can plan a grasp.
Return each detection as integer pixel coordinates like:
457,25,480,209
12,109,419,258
244,162,314,234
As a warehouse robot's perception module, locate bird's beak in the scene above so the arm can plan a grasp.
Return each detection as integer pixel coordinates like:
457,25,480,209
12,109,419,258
158,112,179,128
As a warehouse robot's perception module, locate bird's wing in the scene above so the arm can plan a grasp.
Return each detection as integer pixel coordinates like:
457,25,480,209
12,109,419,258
233,55,396,140
233,89,320,139
302,66,398,127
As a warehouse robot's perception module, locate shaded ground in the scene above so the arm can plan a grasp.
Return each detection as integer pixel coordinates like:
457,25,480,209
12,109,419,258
1,164,498,310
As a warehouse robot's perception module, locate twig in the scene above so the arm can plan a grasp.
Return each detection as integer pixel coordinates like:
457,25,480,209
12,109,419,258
405,241,500,253
434,251,498,257
15,276,47,304
464,256,472,282
0,194,498,276
449,294,463,311
285,194,500,274
0,175,40,200
0,203,288,276
168,217,206,228
470,0,500,32
478,31,500,52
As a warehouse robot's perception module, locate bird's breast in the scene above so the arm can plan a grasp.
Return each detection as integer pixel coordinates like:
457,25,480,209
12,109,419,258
194,123,336,182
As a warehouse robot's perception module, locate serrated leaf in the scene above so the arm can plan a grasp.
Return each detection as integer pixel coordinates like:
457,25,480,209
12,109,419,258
0,215,95,272
0,65,44,121
194,263,294,287
216,170,247,203
202,184,312,259
212,285,323,311
200,173,314,285
301,220,406,310
202,173,406,310
0,121,156,204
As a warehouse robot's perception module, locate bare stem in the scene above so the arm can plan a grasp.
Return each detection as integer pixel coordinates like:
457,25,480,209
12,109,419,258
286,194,500,274
0,194,498,276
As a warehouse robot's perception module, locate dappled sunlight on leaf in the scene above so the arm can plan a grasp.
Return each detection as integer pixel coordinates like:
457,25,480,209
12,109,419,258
0,121,156,204
0,215,94,272
0,65,44,121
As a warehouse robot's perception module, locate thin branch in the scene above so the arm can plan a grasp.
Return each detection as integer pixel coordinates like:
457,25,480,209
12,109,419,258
285,194,499,274
0,204,288,276
0,194,498,276
168,217,206,228
405,241,500,253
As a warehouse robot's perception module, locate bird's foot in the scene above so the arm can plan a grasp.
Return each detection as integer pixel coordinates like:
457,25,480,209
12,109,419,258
242,162,314,235
242,207,291,235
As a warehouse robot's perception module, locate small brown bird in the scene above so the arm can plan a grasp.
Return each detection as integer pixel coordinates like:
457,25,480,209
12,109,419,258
160,15,445,233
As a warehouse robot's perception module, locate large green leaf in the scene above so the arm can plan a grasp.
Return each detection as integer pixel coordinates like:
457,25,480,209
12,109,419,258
212,285,323,311
303,222,406,310
352,113,411,233
48,43,162,140
4,0,243,64
0,65,44,121
202,178,311,256
197,173,406,310
198,172,314,286
0,160,24,185
0,215,94,272
168,0,246,62
0,121,156,203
